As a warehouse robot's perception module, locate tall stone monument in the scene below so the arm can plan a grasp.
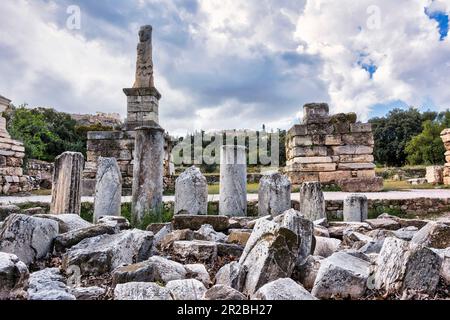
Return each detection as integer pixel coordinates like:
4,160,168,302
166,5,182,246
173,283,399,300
82,25,174,196
0,95,28,194
124,25,161,130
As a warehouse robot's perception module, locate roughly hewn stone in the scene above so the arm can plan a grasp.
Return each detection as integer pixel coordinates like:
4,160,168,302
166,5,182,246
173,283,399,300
0,204,20,222
70,286,106,300
374,237,441,295
258,173,291,217
226,229,251,246
215,261,246,291
27,268,75,300
50,152,84,215
296,255,323,290
114,282,172,300
112,256,186,285
194,224,227,243
253,278,317,300
313,236,342,258
166,279,207,300
35,214,92,233
411,221,450,249
312,252,370,299
203,285,246,300
174,166,208,215
338,177,384,192
97,216,130,230
0,252,29,299
0,214,58,265
299,182,326,221
343,194,368,222
158,229,194,251
172,215,230,232
239,219,298,295
62,229,153,275
54,224,118,252
172,240,218,264
219,145,247,217
185,264,211,287
93,157,122,223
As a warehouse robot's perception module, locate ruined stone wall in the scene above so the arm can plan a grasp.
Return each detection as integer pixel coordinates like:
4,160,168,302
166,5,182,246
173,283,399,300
285,103,382,192
0,96,31,194
440,129,450,185
82,130,173,196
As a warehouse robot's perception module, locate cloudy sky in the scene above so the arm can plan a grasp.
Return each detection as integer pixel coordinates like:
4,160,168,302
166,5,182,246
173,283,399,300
0,0,449,135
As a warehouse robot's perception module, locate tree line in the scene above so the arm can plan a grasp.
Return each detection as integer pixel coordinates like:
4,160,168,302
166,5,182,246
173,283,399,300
3,105,449,167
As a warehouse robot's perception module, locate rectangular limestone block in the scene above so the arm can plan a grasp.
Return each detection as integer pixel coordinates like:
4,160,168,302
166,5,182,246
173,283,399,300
356,169,376,178
288,156,334,164
289,136,313,147
0,143,12,150
11,145,25,152
341,133,374,146
307,123,334,135
0,167,23,176
287,172,319,184
288,125,308,137
87,131,125,140
324,135,342,146
338,163,376,170
339,154,374,163
297,163,337,172
444,176,450,185
350,123,372,133
332,145,373,156
290,146,328,157
319,170,352,183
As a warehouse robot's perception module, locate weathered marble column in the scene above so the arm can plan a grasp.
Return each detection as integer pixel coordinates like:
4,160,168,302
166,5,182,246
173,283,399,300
131,124,164,225
93,157,122,222
258,173,291,217
299,182,326,221
174,166,208,215
343,194,368,222
50,152,84,215
219,145,247,217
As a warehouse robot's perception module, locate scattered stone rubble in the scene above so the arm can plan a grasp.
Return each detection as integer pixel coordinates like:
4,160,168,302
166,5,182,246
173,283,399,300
0,205,448,300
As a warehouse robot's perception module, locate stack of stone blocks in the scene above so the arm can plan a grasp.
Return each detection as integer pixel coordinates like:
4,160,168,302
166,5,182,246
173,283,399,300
285,103,382,192
0,95,29,194
440,128,450,185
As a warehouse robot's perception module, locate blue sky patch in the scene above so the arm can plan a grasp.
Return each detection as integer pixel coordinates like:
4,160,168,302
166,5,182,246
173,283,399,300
425,7,449,40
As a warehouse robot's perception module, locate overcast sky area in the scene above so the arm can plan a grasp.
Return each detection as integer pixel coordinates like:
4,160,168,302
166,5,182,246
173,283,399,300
0,0,449,136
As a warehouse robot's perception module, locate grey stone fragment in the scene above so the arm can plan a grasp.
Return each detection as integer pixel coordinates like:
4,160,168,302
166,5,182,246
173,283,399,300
54,224,118,252
114,282,172,300
0,252,29,299
411,221,450,249
299,182,326,221
258,173,291,217
166,279,207,300
70,286,106,300
93,157,122,223
0,214,58,265
343,194,368,222
203,285,246,300
175,166,208,215
253,278,317,300
27,268,75,300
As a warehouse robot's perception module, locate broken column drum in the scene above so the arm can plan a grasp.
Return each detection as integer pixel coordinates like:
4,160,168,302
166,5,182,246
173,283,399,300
343,194,368,222
50,152,84,215
219,145,247,217
298,182,326,221
131,124,165,225
258,173,291,217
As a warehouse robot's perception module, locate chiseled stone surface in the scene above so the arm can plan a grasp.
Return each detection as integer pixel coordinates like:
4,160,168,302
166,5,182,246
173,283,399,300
93,157,122,222
27,268,75,300
174,166,208,215
258,173,291,217
0,214,58,265
114,282,172,300
131,124,165,225
253,278,317,300
343,194,368,222
50,152,84,215
298,182,326,221
219,145,247,217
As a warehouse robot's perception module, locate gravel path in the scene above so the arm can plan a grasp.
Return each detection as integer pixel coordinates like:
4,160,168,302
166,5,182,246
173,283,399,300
1,189,450,205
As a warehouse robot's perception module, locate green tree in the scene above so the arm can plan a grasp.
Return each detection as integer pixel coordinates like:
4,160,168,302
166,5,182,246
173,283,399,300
370,108,426,166
405,110,450,165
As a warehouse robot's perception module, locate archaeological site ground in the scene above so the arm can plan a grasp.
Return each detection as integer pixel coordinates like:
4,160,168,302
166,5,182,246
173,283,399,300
0,1,449,309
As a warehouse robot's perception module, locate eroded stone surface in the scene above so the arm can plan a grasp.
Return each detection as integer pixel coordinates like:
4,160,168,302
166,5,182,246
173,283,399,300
174,166,208,215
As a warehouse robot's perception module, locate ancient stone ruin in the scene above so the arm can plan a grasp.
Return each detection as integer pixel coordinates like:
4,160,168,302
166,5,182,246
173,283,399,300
285,103,383,192
82,26,173,196
440,129,450,185
0,95,29,195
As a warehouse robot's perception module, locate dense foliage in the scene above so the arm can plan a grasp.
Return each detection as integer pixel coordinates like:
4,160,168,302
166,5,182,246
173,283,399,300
369,108,449,166
4,105,113,162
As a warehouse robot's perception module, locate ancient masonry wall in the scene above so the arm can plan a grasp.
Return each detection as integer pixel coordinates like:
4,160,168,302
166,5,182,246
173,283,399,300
82,130,173,196
0,95,30,194
285,103,380,191
440,128,450,185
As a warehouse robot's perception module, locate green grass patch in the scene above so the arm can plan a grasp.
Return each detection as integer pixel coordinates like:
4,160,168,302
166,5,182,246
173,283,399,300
207,183,260,195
